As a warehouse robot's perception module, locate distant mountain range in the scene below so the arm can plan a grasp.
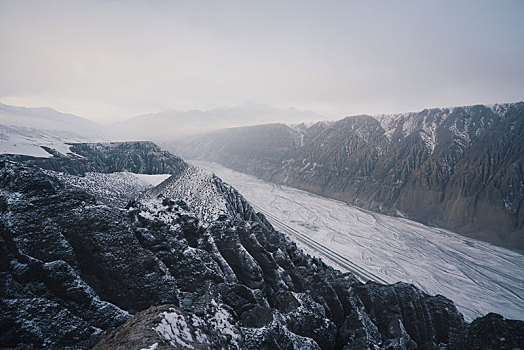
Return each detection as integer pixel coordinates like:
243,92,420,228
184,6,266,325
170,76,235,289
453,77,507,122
2,101,523,250
0,102,325,142
0,102,325,158
106,103,325,141
170,102,524,250
0,103,102,137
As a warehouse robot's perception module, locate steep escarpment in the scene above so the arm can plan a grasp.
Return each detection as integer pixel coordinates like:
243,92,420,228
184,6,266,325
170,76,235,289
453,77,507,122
0,162,177,348
170,102,524,249
1,141,187,175
2,160,523,349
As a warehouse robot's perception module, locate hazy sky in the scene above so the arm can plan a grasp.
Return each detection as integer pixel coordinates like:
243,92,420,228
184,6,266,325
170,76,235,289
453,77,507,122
1,0,523,124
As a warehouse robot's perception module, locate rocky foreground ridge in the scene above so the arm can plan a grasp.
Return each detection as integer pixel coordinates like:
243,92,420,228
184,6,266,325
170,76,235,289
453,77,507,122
0,142,523,349
170,102,524,250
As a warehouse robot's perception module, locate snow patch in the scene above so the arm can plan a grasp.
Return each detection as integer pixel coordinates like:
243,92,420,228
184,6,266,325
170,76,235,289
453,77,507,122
287,120,335,131
135,197,194,226
52,171,171,207
154,310,194,349
488,103,511,118
449,119,472,148
131,173,171,187
140,342,158,350
153,302,240,349
208,300,241,346
0,124,100,158
419,117,439,153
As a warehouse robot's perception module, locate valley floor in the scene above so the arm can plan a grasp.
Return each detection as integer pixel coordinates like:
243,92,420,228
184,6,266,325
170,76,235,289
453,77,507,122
192,160,524,322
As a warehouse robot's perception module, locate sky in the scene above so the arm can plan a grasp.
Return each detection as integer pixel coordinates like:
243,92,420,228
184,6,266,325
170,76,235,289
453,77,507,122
0,0,523,124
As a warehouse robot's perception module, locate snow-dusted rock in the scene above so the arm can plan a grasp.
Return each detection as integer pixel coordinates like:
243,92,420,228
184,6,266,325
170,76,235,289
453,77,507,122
1,142,522,349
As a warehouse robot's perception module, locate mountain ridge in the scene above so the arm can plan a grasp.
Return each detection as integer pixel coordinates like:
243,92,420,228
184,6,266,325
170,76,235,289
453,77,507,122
169,101,524,250
0,102,327,143
0,103,103,137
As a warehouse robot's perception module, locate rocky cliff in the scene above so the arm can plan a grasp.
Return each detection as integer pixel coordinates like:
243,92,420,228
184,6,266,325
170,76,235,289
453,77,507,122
170,102,524,250
1,153,523,349
1,141,187,175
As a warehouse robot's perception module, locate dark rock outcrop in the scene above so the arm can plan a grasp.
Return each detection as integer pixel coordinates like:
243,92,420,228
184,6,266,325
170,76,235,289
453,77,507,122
449,313,524,349
169,102,524,250
1,141,187,175
0,161,179,348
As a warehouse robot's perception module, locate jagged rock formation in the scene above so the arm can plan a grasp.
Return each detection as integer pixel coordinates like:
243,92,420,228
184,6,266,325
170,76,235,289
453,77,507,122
169,102,524,250
1,141,187,175
1,154,523,349
0,161,179,348
449,313,524,349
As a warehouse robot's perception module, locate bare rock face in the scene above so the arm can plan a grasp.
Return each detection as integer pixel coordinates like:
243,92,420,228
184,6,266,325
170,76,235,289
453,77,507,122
170,102,524,250
449,313,524,349
1,143,522,349
0,161,179,348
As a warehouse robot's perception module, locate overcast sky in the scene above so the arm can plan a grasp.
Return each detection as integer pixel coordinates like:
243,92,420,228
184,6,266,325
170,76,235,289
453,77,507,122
1,0,523,124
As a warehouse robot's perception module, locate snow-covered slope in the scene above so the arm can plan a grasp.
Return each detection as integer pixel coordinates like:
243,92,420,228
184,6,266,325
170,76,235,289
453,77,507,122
144,165,250,223
145,165,229,222
51,171,171,207
192,160,524,322
0,103,105,158
0,124,98,158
